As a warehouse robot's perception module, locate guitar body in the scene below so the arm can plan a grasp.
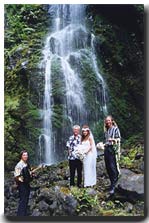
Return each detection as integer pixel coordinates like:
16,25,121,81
21,166,32,183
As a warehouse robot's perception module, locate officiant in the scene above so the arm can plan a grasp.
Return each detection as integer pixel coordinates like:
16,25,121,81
66,125,82,188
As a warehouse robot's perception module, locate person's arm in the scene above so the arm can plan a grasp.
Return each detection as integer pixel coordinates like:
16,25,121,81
68,148,72,157
66,137,73,157
85,137,92,154
29,164,44,179
14,166,23,182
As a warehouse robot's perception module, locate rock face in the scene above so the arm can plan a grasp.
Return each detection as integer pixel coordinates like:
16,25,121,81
29,186,78,216
4,158,144,217
116,169,144,200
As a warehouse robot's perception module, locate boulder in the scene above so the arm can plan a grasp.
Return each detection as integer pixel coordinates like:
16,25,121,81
96,160,106,177
116,168,144,200
31,208,42,216
38,200,49,212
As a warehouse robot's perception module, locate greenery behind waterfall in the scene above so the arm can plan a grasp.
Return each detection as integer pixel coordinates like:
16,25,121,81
4,5,144,170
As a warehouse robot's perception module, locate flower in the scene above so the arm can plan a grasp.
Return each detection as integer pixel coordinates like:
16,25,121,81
96,142,105,150
73,144,88,161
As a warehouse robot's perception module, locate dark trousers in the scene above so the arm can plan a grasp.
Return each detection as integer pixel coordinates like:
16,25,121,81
17,182,30,216
104,145,119,189
69,159,82,187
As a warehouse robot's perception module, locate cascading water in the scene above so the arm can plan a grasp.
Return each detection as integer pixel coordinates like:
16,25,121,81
39,5,108,165
91,33,107,114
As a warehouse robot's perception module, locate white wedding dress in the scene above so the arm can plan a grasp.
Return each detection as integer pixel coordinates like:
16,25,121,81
81,139,97,187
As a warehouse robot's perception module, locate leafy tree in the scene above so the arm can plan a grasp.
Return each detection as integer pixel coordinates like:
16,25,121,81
4,4,50,170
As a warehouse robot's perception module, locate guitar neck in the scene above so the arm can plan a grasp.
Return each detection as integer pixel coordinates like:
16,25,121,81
31,165,43,173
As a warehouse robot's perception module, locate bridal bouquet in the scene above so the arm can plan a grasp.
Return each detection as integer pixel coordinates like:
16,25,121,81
72,144,88,161
96,142,105,151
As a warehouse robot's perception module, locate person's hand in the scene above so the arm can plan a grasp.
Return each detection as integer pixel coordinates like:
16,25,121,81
31,172,35,177
109,138,116,143
16,176,23,182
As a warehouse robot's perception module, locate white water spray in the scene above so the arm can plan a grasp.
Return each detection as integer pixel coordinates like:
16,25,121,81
39,5,108,164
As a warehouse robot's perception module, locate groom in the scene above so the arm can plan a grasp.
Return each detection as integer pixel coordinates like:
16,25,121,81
66,125,82,188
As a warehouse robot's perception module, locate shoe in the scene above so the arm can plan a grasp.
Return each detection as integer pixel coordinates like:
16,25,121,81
109,188,115,195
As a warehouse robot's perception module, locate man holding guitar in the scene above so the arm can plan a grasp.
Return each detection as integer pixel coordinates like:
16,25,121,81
14,150,43,216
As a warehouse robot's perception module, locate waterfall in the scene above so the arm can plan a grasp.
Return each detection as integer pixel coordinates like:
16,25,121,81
91,33,108,114
39,5,108,165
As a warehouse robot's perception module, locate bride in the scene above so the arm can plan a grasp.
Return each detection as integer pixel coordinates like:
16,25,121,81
75,125,97,187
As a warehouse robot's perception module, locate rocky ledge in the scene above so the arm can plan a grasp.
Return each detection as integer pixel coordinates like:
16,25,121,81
4,156,144,217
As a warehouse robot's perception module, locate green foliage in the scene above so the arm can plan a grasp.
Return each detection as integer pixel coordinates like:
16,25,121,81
4,151,19,172
71,187,99,213
86,5,144,139
51,57,66,130
4,4,50,170
120,156,132,169
5,93,41,170
99,199,135,216
119,133,144,171
52,105,64,129
70,186,135,216
122,133,144,148
51,58,66,99
134,5,144,13
91,120,104,143
77,53,104,123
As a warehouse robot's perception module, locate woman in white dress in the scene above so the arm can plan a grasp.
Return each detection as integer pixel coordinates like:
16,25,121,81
80,125,97,187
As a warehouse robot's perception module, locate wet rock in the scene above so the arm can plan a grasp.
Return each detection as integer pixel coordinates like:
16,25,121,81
4,160,144,216
117,169,144,200
124,202,133,213
37,187,56,205
4,197,9,208
139,162,144,172
96,160,106,177
55,186,78,215
86,188,97,196
49,200,57,211
38,200,49,211
31,208,42,216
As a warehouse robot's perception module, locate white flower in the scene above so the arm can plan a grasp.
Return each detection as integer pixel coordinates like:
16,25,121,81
96,142,105,150
73,144,88,161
